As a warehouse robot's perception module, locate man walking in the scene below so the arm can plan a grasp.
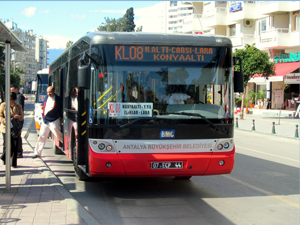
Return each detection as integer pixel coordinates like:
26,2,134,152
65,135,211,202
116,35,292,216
10,84,25,158
33,86,63,158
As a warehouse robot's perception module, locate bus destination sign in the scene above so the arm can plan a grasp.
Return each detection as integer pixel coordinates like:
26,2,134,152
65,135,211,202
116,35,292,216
109,102,153,118
115,45,216,62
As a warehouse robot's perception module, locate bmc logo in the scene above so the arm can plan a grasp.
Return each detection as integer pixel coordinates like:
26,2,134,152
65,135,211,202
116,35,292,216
160,130,175,139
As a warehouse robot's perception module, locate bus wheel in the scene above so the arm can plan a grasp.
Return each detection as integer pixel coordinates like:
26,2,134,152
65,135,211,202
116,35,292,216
72,136,89,181
174,176,192,180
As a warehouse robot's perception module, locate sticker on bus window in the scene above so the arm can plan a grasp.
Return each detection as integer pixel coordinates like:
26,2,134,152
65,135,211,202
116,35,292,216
89,116,94,124
108,102,153,118
89,106,94,115
39,95,46,102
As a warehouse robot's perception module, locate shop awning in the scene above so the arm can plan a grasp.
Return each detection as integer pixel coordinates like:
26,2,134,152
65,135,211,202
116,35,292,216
273,62,299,76
249,62,300,83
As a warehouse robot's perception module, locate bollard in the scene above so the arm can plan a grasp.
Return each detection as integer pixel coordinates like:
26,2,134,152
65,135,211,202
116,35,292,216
272,122,276,134
236,117,239,128
252,119,255,131
295,125,299,138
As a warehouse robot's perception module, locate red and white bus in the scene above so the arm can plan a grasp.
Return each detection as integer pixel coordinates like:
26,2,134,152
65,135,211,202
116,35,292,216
49,32,243,180
32,68,49,135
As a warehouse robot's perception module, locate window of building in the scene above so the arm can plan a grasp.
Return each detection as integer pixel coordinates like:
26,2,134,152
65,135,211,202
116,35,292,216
258,20,267,35
229,25,236,36
292,11,300,31
170,1,177,7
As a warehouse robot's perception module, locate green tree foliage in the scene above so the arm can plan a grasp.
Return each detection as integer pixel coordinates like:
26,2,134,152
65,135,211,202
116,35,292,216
98,18,120,31
97,7,136,32
233,44,275,86
66,40,74,49
120,7,135,32
0,46,23,101
136,26,143,32
0,46,4,75
233,44,275,119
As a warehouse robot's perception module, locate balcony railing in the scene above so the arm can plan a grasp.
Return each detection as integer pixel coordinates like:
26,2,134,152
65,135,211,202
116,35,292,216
260,28,289,43
204,7,226,18
230,34,255,47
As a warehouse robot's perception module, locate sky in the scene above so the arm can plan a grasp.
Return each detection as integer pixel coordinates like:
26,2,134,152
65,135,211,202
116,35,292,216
0,1,163,50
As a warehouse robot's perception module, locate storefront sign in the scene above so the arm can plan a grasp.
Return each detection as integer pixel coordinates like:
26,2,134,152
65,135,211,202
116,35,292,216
274,90,284,104
274,52,300,63
284,74,300,84
230,2,242,12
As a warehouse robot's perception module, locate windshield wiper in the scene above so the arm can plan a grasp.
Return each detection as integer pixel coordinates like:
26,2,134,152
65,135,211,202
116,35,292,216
113,116,158,132
164,112,217,130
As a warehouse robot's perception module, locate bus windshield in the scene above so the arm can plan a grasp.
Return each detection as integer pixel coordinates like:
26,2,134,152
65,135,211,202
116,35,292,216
36,74,48,103
89,44,233,125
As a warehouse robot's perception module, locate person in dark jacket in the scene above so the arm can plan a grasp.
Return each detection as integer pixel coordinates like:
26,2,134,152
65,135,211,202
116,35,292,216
10,84,25,158
32,86,63,158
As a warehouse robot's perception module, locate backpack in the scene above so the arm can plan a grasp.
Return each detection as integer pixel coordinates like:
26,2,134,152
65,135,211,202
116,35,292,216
11,118,23,138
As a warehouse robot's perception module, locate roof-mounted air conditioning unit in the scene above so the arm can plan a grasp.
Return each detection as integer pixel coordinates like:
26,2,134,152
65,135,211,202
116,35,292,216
244,19,254,28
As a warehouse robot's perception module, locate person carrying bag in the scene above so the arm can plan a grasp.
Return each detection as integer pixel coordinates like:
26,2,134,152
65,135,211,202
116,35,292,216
0,92,24,168
11,117,23,139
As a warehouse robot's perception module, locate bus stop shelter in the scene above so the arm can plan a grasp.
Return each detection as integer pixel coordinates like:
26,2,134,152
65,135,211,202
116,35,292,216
0,20,26,190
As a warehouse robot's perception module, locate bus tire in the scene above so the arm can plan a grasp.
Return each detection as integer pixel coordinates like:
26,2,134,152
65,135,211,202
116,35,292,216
72,133,89,181
174,176,192,180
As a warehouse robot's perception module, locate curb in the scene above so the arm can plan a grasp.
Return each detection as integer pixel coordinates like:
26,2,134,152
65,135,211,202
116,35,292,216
23,117,100,225
234,127,300,140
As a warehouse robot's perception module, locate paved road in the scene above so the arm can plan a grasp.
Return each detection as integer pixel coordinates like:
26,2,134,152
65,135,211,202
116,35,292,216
2,95,299,224
25,115,299,225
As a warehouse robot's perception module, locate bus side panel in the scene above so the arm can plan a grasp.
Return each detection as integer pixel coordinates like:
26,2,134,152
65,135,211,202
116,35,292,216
88,148,126,177
204,147,235,175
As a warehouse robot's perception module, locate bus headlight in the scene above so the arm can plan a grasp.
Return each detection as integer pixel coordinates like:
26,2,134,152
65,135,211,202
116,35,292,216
217,144,223,150
106,145,112,151
224,142,230,149
98,143,105,150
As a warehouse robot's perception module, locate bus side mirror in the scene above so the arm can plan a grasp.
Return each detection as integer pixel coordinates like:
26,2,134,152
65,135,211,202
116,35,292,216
78,64,91,89
234,71,244,93
233,57,244,93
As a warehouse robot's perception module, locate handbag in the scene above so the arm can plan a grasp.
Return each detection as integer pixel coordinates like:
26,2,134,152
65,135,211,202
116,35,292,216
11,118,23,138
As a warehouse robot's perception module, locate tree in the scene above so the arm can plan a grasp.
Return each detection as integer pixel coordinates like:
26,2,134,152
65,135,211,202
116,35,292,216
66,40,73,49
136,26,143,32
98,18,120,31
119,7,135,32
0,46,4,75
0,65,23,102
233,44,275,119
97,7,136,32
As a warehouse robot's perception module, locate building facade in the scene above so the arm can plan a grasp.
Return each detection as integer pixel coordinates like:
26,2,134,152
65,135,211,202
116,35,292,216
35,37,49,70
156,1,300,111
2,20,49,87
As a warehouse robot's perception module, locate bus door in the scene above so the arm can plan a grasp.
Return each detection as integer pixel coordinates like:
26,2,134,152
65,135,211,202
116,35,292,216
52,67,66,152
59,66,68,153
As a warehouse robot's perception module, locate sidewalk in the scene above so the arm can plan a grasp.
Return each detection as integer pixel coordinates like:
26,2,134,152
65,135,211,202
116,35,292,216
235,112,300,139
0,112,98,225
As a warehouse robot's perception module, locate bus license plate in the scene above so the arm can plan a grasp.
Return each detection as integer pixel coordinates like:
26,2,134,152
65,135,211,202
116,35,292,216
151,162,183,169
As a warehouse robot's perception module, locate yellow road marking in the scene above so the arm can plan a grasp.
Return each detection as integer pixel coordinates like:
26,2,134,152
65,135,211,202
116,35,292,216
224,175,300,209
